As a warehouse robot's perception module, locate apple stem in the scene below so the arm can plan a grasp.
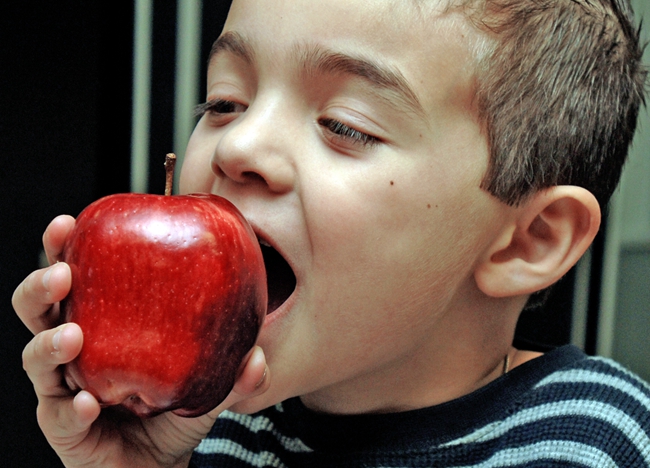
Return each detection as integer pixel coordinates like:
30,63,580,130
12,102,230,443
164,153,177,196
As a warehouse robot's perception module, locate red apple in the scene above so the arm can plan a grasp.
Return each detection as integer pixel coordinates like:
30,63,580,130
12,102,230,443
61,192,267,418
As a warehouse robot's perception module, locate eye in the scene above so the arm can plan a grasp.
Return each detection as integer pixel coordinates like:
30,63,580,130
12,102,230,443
318,118,380,148
194,99,247,118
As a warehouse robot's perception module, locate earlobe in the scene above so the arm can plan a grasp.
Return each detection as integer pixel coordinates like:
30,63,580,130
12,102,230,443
475,186,601,298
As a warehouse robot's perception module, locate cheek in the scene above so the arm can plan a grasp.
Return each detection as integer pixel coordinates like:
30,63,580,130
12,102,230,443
304,158,496,313
308,163,467,256
300,189,497,376
306,178,457,309
179,129,218,195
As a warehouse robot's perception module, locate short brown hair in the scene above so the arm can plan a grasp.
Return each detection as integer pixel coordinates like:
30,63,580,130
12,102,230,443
458,0,647,207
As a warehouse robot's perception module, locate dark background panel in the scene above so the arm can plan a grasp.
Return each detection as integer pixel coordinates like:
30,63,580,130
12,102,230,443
1,2,133,466
148,0,178,194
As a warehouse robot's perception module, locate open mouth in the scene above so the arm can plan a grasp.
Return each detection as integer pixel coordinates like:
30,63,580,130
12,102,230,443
259,242,296,314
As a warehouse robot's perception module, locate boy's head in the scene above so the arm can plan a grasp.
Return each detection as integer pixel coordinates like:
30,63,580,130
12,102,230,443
180,0,645,414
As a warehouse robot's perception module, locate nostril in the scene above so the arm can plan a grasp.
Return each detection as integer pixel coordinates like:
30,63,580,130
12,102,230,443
242,171,266,184
211,160,226,178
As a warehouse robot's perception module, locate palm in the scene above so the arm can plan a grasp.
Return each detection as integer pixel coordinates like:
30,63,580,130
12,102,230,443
56,409,215,468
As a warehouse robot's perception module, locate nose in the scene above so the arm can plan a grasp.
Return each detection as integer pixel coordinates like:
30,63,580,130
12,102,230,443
211,101,296,194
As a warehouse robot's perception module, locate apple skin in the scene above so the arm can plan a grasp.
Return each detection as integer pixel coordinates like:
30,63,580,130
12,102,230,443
61,193,267,418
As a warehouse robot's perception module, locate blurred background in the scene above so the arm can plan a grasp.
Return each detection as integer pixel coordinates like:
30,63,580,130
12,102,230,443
1,1,648,466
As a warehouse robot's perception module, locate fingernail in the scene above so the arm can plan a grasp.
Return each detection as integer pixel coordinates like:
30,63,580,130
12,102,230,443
42,267,53,290
52,327,63,353
255,366,268,389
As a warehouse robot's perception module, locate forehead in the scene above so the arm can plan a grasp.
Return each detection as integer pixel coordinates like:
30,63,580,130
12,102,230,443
221,0,480,114
224,0,470,48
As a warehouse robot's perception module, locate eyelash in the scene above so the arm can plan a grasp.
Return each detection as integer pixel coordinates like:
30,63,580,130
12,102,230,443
318,118,379,147
195,100,379,148
194,99,246,117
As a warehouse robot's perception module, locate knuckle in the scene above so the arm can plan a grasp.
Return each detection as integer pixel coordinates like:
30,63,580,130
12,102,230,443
35,401,49,430
11,275,30,312
21,345,31,372
13,268,46,308
25,332,48,368
22,340,38,374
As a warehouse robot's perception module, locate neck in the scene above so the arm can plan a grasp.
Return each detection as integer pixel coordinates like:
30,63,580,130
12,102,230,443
302,297,526,415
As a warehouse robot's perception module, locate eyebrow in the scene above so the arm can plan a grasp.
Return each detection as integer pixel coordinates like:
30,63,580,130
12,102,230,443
209,32,425,117
209,31,255,64
299,45,425,118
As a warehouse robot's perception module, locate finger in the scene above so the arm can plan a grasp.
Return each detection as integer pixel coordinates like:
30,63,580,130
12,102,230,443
43,215,75,264
23,323,83,399
209,346,270,416
37,390,101,454
12,262,71,334
232,346,270,395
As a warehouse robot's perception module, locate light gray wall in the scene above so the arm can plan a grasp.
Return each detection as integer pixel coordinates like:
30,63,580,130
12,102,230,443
614,247,650,379
606,0,650,381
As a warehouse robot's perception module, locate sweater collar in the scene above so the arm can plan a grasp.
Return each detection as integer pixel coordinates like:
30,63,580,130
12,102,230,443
276,345,586,453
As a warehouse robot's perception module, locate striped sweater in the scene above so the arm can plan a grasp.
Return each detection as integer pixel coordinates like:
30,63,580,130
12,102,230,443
190,346,650,467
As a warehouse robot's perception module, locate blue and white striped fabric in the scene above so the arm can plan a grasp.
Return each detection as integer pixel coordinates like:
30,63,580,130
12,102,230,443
191,346,650,467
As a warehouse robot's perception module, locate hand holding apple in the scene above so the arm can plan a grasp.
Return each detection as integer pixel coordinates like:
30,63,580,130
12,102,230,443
61,154,267,418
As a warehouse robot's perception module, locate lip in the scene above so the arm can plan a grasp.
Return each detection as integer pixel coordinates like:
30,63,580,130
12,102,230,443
263,288,297,328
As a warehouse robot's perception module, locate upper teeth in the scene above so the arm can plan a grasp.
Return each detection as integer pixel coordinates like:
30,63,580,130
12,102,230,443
259,239,271,247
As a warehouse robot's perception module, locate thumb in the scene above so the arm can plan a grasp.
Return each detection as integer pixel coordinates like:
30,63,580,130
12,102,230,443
208,346,270,417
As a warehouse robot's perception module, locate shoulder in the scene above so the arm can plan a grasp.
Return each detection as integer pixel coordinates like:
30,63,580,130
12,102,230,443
529,351,650,419
494,349,650,466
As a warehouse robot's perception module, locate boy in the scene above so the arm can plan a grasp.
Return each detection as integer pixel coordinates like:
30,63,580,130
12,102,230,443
13,0,650,466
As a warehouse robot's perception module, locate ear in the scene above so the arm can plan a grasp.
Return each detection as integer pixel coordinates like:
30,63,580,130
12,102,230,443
475,186,601,298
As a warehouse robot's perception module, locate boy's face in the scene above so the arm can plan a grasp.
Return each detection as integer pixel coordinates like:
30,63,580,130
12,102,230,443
181,0,512,413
